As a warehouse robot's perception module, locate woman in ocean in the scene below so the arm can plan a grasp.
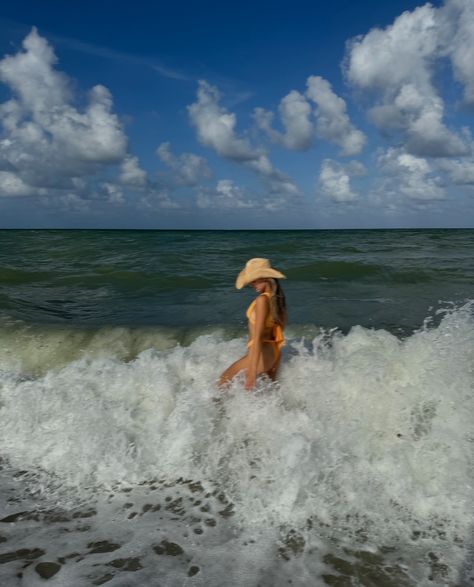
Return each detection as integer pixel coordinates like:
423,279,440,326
219,258,287,390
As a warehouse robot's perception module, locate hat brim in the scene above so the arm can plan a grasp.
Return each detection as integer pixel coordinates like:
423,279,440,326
235,268,286,289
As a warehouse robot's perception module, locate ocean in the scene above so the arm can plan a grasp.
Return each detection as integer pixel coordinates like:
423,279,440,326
0,228,473,586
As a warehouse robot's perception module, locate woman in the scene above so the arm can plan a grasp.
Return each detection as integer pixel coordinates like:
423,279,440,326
219,258,287,390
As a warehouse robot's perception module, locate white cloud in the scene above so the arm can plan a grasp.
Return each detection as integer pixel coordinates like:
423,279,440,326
306,76,366,155
254,77,365,156
188,80,259,162
138,188,180,210
346,4,438,91
0,28,128,199
196,177,295,212
437,157,474,185
156,142,212,186
0,171,46,197
197,179,256,209
278,91,313,150
444,0,474,107
0,28,71,115
101,182,125,204
319,159,358,202
254,90,313,150
119,155,147,187
188,80,298,196
376,148,445,201
345,2,469,158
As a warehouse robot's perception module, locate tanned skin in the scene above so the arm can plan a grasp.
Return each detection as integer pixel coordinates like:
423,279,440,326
219,279,279,391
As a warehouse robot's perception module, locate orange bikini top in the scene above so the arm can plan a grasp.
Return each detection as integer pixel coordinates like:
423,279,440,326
246,292,285,349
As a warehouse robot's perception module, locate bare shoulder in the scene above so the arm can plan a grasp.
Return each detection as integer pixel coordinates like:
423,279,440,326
255,294,270,311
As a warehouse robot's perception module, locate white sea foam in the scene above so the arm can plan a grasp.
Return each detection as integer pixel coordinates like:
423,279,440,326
0,303,473,585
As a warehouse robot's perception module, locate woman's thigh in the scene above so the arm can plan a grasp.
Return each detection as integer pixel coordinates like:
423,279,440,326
219,345,276,386
219,355,249,385
260,343,277,373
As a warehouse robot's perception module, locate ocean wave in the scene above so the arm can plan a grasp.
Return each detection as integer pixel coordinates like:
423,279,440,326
285,260,472,285
0,303,472,529
0,303,473,585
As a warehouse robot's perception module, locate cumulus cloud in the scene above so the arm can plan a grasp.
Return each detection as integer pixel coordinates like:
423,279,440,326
444,0,474,107
376,148,445,201
197,179,256,209
306,76,366,155
0,28,71,115
254,90,313,150
101,182,125,204
0,171,46,197
345,2,469,158
188,80,298,196
196,178,292,212
156,142,212,186
437,157,474,185
138,188,180,210
318,159,358,202
119,155,147,187
0,28,128,199
346,4,438,91
188,80,260,162
254,77,365,156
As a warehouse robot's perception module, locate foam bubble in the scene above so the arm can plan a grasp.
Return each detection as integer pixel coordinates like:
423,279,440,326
0,303,473,584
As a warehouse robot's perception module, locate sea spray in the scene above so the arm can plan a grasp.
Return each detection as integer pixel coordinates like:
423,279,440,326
0,304,473,584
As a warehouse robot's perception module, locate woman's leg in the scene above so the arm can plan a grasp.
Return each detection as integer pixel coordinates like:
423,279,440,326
218,355,249,387
265,342,281,380
266,356,280,381
219,344,277,387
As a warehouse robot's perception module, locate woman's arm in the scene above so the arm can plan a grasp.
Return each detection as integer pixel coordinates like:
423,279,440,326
245,295,268,390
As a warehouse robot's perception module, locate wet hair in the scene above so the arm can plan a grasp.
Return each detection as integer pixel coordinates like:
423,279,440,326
268,279,287,327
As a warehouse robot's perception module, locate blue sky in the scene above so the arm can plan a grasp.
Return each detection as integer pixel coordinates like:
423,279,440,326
0,0,473,228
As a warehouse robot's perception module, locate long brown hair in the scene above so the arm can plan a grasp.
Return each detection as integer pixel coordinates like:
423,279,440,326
268,278,287,327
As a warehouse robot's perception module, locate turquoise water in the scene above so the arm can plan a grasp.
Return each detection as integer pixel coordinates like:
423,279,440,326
0,229,474,586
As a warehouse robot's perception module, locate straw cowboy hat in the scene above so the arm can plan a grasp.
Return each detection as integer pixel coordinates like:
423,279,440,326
235,258,286,289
